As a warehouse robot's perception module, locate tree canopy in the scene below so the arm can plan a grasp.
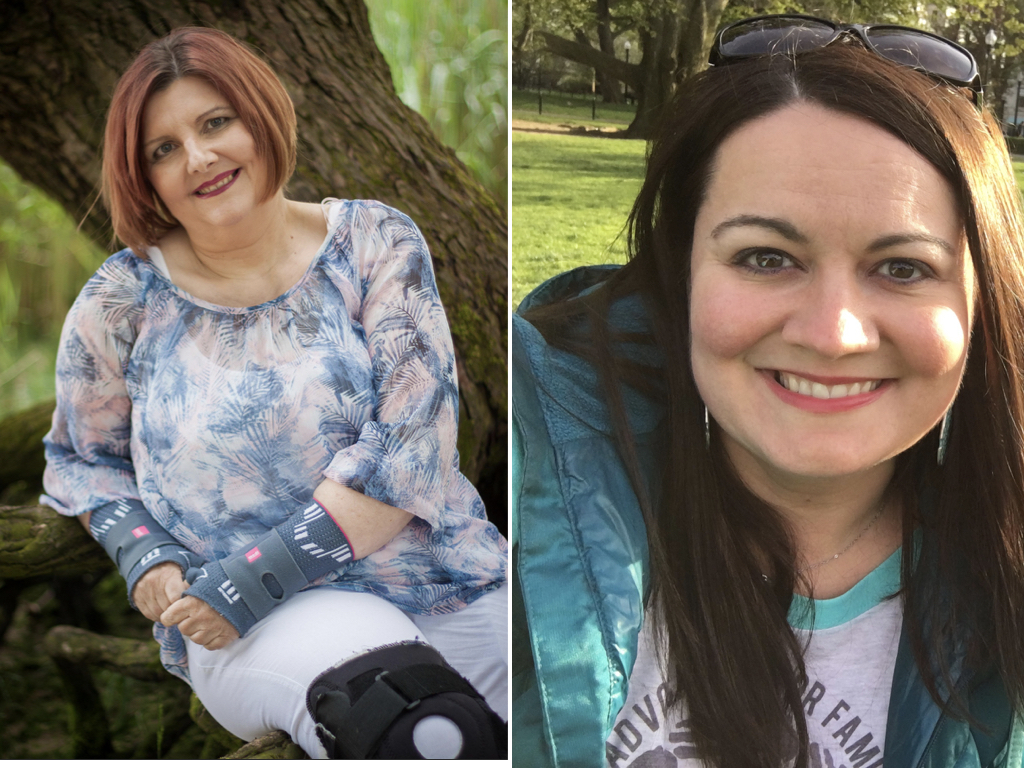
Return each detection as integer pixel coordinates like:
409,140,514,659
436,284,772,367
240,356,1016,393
514,0,1024,135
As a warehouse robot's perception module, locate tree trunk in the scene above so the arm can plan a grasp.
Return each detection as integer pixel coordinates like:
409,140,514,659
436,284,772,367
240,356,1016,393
623,7,681,139
0,399,52,505
675,0,728,84
0,0,506,525
572,27,622,104
595,0,624,104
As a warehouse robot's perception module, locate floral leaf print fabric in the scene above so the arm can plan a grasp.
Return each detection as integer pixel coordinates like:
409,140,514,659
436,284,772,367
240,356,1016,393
42,200,507,682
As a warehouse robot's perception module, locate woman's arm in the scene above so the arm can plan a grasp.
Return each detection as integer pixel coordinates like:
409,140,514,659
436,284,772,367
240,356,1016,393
312,478,413,560
320,202,468,530
47,264,198,622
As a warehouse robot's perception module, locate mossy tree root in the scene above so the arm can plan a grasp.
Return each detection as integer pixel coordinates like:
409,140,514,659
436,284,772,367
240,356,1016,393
0,504,110,580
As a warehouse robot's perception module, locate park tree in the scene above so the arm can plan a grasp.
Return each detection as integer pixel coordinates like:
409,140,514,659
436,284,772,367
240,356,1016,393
517,0,730,137
0,0,507,518
515,0,937,138
924,0,1024,121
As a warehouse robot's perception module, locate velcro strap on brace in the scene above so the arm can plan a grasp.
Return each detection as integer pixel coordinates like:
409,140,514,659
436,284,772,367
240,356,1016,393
221,528,308,621
332,665,483,758
308,642,505,760
90,499,180,579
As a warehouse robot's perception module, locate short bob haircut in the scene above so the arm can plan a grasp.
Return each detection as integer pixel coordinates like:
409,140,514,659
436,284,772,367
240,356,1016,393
102,27,297,254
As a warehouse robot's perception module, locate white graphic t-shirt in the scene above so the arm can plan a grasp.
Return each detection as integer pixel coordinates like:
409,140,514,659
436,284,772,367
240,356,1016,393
606,547,903,767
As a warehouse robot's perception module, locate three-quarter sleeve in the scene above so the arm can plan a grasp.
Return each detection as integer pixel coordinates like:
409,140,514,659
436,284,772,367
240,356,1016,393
41,265,141,517
323,204,461,529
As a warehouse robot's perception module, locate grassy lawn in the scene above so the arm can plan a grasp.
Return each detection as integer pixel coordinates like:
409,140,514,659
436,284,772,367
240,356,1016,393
1013,158,1024,192
511,141,1024,312
510,130,646,309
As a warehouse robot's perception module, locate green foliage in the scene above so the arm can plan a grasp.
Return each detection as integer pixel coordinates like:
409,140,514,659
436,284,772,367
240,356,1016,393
365,0,508,204
0,162,106,419
723,0,920,25
510,130,646,309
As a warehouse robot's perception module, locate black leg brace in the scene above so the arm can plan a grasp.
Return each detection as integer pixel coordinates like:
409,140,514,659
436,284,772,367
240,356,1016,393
306,641,507,760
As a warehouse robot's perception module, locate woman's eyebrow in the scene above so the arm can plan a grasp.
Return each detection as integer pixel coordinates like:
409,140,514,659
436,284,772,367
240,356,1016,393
143,106,231,148
710,217,956,257
710,215,808,242
867,233,956,256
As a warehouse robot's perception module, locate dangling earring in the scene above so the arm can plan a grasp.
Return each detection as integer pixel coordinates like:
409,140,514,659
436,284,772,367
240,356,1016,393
937,408,952,466
704,405,711,449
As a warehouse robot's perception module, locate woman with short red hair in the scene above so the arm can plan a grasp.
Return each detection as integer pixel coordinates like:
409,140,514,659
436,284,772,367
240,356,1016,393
41,27,507,760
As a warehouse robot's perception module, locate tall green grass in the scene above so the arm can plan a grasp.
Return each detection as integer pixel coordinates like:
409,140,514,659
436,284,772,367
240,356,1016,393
365,0,507,204
0,163,105,418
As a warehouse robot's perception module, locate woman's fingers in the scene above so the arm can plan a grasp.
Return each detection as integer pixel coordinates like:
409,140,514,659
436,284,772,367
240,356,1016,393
162,597,240,650
160,595,193,626
133,562,187,621
160,571,187,612
203,634,232,651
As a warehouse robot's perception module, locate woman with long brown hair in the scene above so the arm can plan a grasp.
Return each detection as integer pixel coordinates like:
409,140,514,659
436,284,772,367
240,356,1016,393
512,16,1024,767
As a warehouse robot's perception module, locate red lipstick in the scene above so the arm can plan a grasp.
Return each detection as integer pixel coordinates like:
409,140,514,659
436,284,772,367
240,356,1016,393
193,169,239,197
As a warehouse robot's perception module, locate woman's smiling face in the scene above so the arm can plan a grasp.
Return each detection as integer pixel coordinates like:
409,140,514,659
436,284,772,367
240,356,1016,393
689,103,975,486
142,76,268,235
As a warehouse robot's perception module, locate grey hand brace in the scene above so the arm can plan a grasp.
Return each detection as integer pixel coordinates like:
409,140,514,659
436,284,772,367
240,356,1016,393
183,499,354,636
89,498,203,608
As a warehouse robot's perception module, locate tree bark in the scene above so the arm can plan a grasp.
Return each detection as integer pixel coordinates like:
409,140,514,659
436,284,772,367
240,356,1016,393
595,0,624,103
44,625,166,682
675,0,728,84
0,504,111,580
224,730,304,759
0,399,52,503
0,0,506,523
623,6,682,139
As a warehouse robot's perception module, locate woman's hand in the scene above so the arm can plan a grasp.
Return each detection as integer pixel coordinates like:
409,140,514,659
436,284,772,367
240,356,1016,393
160,596,240,650
132,561,188,622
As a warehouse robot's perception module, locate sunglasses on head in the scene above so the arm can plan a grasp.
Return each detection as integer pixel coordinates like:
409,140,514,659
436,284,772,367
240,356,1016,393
709,14,982,106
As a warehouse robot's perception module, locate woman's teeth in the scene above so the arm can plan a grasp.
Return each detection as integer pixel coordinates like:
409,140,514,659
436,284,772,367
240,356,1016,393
197,171,237,195
776,372,881,399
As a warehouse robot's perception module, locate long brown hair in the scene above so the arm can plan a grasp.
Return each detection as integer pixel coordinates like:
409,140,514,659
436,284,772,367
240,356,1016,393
525,43,1024,767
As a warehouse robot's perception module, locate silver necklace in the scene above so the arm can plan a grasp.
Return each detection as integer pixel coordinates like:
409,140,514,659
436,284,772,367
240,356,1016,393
795,500,887,575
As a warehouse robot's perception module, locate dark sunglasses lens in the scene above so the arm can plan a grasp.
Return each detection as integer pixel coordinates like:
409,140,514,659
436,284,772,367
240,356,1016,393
719,18,836,57
866,28,976,82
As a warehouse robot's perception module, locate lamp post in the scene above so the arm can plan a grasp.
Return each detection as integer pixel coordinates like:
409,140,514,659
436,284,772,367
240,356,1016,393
624,41,631,104
1016,74,1023,134
536,55,542,115
985,28,998,108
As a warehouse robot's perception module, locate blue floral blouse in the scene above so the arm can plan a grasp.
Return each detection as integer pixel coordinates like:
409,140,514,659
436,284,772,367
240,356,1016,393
41,199,507,682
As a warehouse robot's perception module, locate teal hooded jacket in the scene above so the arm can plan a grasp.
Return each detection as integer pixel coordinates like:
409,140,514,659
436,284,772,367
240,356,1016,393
511,267,1024,768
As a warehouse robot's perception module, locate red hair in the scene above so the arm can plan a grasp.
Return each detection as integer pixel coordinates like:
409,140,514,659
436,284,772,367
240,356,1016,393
101,27,297,254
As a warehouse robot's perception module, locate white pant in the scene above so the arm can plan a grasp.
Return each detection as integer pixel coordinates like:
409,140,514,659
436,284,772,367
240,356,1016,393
186,585,508,759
